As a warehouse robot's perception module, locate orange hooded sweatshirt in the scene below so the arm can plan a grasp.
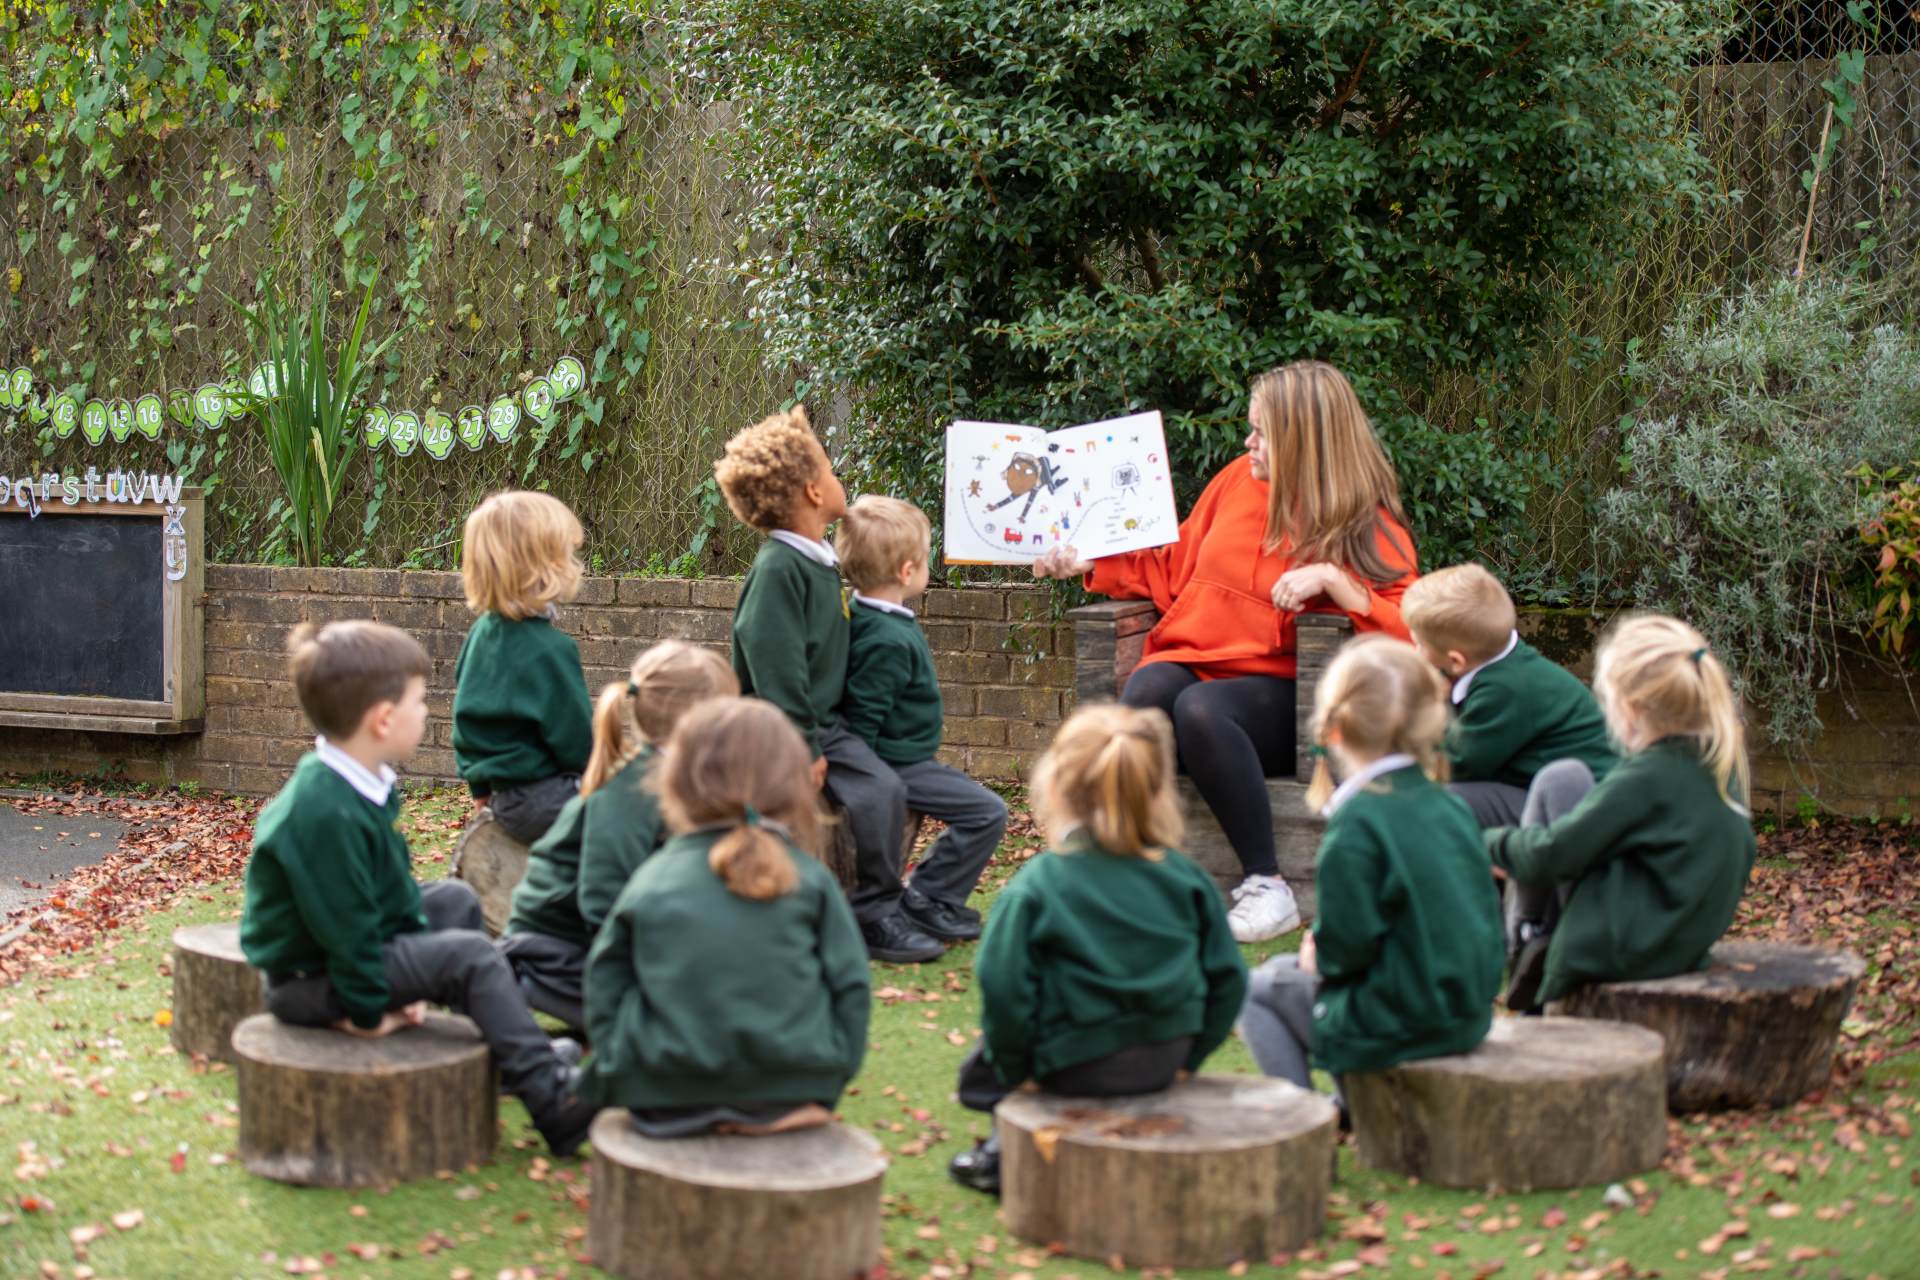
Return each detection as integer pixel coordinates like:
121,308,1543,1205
1085,456,1419,680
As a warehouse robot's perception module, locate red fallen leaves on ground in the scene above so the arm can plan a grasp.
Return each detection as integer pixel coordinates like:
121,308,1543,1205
0,789,258,988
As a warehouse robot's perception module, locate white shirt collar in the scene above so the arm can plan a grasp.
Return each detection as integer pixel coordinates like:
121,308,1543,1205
770,529,839,568
1323,752,1419,817
314,736,398,807
852,591,914,619
1452,630,1521,705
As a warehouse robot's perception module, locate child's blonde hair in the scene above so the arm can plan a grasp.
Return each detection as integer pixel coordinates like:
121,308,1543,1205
461,490,584,620
714,406,824,532
1249,360,1410,584
836,495,931,592
1306,634,1453,810
582,641,739,796
1594,614,1749,812
1033,704,1182,859
657,697,820,900
1402,563,1518,664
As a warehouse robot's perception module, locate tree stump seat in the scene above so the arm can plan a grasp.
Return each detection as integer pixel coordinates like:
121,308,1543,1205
1345,1016,1666,1191
587,1111,887,1280
169,922,264,1063
1551,940,1867,1112
451,807,529,938
233,1011,496,1188
997,1074,1339,1269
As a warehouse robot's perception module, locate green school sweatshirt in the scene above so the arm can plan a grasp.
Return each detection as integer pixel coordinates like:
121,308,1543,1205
1485,737,1756,1005
730,539,849,757
579,831,871,1111
575,749,668,932
506,752,667,944
975,837,1248,1087
240,754,427,1029
842,601,944,766
452,611,593,797
1311,768,1504,1075
1450,640,1618,789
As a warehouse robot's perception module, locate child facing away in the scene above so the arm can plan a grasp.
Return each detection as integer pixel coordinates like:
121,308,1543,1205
715,408,943,964
452,491,594,845
836,495,1007,940
1401,563,1617,832
578,696,872,1137
498,641,738,1030
241,621,596,1155
1239,635,1503,1102
1486,614,1757,1012
947,704,1248,1197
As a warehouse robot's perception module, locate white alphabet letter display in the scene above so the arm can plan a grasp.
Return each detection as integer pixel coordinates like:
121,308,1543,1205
164,503,189,582
942,410,1179,566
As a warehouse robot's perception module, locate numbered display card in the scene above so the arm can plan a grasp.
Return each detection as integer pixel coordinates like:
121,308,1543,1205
943,410,1180,566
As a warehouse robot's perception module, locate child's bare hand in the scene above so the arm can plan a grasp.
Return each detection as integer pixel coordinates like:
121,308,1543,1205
1031,544,1093,580
810,756,829,790
471,796,489,819
333,1009,415,1039
1297,931,1318,976
399,1001,427,1027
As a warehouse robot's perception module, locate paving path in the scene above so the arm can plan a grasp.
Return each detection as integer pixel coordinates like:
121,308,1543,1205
0,800,127,919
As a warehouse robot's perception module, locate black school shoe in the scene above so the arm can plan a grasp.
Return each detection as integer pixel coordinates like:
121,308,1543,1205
861,910,945,964
1504,934,1552,1014
901,887,983,942
948,1135,1001,1196
536,1090,600,1158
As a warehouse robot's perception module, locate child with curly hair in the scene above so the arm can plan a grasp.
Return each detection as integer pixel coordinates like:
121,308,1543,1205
715,408,942,964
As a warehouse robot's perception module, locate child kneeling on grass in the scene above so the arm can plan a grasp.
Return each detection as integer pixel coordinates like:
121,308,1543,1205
1239,635,1503,1103
499,640,738,1029
948,703,1248,1197
579,696,871,1137
1488,614,1757,1012
242,621,597,1156
452,490,594,845
837,494,1006,941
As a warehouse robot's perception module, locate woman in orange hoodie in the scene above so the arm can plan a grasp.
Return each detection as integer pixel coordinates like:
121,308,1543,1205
1034,361,1419,942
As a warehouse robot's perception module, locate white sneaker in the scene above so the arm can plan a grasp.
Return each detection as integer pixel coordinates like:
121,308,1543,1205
1228,875,1301,943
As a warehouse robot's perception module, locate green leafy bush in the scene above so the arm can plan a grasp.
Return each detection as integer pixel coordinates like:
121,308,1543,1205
675,0,1720,562
1596,278,1920,748
1858,467,1920,660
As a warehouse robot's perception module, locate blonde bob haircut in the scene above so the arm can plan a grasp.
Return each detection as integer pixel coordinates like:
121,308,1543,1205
1594,614,1749,813
461,490,584,619
582,640,739,796
1401,563,1519,664
1306,634,1452,811
1249,360,1410,585
657,696,822,900
836,494,931,592
1033,703,1182,859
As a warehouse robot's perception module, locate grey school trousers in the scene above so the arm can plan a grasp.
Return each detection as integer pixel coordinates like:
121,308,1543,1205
819,721,912,923
489,773,581,846
896,758,1005,909
1495,758,1597,950
263,880,573,1120
1238,954,1321,1090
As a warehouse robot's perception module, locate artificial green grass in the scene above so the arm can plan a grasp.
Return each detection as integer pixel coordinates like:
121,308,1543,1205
2,787,1915,1280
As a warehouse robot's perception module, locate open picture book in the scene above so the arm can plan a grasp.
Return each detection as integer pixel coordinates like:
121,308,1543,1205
941,410,1181,566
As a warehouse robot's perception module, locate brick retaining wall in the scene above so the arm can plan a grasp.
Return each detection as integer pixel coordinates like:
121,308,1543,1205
1,569,1915,817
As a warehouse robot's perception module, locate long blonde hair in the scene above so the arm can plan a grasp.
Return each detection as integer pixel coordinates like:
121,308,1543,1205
657,697,820,900
1595,615,1749,812
582,641,739,797
1250,361,1410,584
1033,704,1182,859
1306,634,1452,811
461,490,585,619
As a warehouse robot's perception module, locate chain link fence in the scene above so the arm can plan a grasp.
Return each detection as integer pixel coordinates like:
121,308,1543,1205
2,3,1915,576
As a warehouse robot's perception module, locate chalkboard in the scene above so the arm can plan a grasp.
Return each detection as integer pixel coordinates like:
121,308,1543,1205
0,514,166,702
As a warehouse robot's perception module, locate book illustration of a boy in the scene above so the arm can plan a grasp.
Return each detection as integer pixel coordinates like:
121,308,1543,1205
986,451,1069,524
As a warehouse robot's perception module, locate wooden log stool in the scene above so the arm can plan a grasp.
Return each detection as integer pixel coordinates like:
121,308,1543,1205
233,1012,496,1188
587,1111,887,1280
451,807,530,937
1551,940,1867,1112
169,922,264,1063
998,1074,1339,1269
1344,1016,1666,1192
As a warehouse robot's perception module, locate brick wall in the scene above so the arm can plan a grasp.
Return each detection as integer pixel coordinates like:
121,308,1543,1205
0,566,1074,795
2,571,1916,817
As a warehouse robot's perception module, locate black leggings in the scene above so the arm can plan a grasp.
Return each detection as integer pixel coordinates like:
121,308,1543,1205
1121,662,1296,878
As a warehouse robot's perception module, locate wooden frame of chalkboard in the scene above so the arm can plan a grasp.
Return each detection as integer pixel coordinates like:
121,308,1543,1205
0,488,205,735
